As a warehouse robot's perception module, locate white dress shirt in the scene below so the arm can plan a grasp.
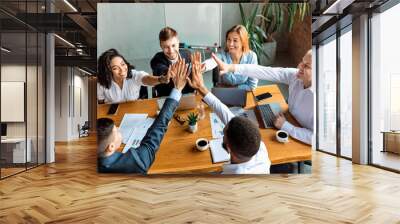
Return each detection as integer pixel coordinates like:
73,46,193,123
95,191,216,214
236,65,314,145
203,92,271,174
97,69,149,104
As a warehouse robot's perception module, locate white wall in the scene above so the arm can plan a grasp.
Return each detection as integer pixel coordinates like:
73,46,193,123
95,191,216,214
98,3,226,62
0,65,39,138
54,67,89,141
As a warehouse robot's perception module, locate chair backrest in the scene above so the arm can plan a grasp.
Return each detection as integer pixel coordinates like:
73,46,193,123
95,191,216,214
82,121,90,130
139,86,148,99
212,67,220,87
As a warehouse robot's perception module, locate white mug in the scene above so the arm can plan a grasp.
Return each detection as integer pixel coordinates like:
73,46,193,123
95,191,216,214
276,130,289,143
195,138,209,151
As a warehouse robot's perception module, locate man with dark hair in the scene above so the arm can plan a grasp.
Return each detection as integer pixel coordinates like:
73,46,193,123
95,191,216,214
97,60,189,174
188,52,270,174
224,117,261,161
150,27,194,97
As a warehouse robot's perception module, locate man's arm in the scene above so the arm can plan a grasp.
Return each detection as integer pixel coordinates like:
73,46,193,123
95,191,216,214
187,51,235,125
129,90,180,173
128,59,189,173
281,121,312,145
211,53,297,86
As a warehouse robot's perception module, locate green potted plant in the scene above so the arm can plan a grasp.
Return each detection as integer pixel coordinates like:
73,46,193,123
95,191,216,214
259,2,309,65
186,112,199,133
239,2,309,65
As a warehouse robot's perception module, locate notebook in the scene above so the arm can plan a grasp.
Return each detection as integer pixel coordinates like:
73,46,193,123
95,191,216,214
210,138,230,163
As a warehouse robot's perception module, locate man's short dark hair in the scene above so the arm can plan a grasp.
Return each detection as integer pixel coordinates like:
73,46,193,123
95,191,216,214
159,27,178,42
226,117,261,160
97,118,115,156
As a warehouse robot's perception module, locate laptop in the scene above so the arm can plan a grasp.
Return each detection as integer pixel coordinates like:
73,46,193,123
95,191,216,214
252,91,282,128
211,87,247,107
157,94,197,111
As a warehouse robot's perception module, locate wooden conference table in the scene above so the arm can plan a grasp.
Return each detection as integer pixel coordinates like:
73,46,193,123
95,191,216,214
97,85,311,174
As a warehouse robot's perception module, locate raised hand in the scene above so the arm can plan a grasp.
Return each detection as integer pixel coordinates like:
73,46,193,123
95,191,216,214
187,51,209,96
160,65,174,84
211,53,235,75
171,59,189,91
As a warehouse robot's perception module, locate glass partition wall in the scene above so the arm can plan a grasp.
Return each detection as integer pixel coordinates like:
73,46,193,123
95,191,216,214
0,1,46,179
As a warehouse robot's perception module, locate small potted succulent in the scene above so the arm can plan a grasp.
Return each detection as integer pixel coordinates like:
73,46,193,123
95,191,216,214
187,112,199,133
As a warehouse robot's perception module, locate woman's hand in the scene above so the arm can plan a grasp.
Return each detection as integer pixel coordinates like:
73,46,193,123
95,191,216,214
211,53,235,75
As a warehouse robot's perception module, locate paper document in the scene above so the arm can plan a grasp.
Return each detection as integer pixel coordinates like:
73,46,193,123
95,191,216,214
210,138,230,163
122,118,155,153
119,113,148,143
210,113,225,139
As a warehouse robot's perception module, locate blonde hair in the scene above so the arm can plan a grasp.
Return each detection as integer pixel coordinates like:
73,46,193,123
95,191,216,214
225,25,250,53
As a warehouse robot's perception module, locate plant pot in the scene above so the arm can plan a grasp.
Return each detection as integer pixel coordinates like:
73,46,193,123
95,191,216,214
260,40,277,66
188,123,198,133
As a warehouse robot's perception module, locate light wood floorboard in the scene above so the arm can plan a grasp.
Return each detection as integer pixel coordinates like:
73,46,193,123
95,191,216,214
0,135,399,223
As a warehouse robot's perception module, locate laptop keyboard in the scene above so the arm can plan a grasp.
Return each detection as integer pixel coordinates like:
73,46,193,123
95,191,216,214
257,104,275,128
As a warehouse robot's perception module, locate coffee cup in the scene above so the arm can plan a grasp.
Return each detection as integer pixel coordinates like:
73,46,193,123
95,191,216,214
195,138,209,151
276,130,289,143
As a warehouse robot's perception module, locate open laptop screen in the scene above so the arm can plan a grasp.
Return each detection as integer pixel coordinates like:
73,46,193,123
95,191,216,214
211,87,247,107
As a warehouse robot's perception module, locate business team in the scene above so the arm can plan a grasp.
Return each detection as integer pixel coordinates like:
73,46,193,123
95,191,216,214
97,25,313,174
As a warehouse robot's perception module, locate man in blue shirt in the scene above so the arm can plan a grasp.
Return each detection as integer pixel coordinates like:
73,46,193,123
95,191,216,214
97,60,189,174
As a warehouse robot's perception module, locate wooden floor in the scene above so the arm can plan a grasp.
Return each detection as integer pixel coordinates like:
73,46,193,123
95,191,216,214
373,150,400,171
0,135,400,223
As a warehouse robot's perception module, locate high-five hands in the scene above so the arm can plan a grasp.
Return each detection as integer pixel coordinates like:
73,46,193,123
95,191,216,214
187,51,209,96
211,53,236,75
170,59,190,91
160,65,174,84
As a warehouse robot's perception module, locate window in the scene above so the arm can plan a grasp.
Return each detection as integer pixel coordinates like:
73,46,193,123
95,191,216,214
370,2,400,171
339,28,352,158
317,36,337,154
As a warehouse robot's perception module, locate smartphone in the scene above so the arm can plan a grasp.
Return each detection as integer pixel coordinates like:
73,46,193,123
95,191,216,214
256,92,272,101
107,103,119,115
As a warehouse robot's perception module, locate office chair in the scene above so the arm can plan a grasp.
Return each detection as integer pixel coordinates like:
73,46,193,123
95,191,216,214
212,66,220,87
139,86,149,99
78,121,90,138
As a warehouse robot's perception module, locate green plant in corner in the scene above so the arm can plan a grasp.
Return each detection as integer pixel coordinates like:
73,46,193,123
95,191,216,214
239,2,310,64
186,112,199,126
260,2,310,42
239,3,268,63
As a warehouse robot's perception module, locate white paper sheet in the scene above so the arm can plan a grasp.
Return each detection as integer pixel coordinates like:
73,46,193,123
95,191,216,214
210,113,225,139
209,138,230,163
119,113,148,144
122,118,155,153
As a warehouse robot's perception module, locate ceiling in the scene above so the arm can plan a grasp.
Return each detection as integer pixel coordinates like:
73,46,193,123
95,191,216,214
0,0,392,72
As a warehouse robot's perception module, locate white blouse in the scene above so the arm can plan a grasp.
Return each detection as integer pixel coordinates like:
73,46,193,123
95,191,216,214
97,69,149,104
